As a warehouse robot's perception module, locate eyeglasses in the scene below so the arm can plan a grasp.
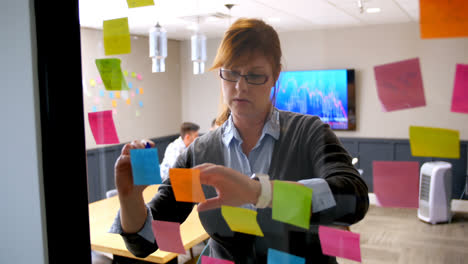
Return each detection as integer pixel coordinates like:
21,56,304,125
219,69,269,85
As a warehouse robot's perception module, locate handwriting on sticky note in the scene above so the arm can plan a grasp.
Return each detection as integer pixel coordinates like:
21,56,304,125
451,64,468,114
374,58,426,112
267,248,305,264
127,0,154,8
201,256,234,264
88,110,119,144
169,168,206,203
319,226,361,262
103,17,131,55
95,58,129,91
151,220,186,254
420,0,468,39
409,126,460,159
221,206,264,237
129,148,162,185
272,181,312,230
373,161,420,208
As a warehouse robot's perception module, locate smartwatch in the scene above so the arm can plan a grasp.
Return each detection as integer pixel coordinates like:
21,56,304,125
252,173,272,208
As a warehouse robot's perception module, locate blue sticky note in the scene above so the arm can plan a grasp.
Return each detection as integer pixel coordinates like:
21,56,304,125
109,91,114,99
128,82,133,89
99,90,105,97
135,87,139,94
139,101,143,107
267,249,305,264
129,148,162,185
92,106,97,112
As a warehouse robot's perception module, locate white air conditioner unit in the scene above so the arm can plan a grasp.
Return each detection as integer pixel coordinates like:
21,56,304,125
418,161,452,224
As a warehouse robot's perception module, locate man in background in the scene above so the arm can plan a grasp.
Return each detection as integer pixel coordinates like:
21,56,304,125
160,122,200,181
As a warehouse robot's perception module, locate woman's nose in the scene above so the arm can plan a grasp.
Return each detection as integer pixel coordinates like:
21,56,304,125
235,76,248,92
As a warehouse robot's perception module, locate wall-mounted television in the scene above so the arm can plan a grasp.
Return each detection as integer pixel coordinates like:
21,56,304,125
274,69,356,130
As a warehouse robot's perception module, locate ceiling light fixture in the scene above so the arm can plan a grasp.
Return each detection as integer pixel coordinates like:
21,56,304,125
149,22,167,73
357,0,364,14
366,7,381,13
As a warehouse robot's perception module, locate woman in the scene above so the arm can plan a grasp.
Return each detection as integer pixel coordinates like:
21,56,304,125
111,18,369,263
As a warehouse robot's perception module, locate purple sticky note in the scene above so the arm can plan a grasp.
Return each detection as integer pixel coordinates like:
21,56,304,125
319,226,361,262
201,256,235,264
373,161,420,208
152,220,186,254
374,58,426,112
88,110,119,144
451,64,468,114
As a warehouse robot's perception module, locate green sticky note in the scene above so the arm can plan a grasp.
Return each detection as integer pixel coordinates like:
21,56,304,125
95,59,129,91
131,72,136,78
123,70,128,77
103,17,131,56
272,181,312,230
409,126,460,159
221,206,264,237
126,0,154,8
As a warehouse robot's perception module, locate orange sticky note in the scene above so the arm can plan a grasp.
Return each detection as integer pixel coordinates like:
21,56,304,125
420,0,468,39
126,98,131,105
115,91,121,99
112,100,117,108
139,87,144,94
169,168,206,203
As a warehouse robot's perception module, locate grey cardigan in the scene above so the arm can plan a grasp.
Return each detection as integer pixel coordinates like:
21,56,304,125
121,110,369,264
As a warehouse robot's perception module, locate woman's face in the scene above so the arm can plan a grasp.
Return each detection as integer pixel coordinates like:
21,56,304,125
221,53,278,121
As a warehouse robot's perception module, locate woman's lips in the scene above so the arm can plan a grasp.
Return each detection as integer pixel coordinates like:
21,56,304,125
233,98,250,104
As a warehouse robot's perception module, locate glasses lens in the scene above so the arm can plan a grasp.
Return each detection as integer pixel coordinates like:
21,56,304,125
246,74,268,85
220,70,239,82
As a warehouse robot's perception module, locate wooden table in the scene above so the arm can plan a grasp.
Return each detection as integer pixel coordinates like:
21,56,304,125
338,205,468,264
89,185,210,263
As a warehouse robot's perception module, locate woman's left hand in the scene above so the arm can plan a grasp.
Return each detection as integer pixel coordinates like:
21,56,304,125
195,163,261,212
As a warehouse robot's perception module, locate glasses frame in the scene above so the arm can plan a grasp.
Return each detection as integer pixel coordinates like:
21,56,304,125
219,69,269,85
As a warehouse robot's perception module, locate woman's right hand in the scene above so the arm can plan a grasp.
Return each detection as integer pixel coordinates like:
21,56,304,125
114,139,155,200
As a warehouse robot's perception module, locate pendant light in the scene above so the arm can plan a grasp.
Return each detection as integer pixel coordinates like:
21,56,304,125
149,22,167,73
191,27,207,75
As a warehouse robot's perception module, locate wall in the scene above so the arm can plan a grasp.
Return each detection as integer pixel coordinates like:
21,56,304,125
0,0,47,263
80,28,182,149
180,22,468,139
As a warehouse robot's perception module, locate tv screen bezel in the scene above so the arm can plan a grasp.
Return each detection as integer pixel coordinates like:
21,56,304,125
274,68,356,131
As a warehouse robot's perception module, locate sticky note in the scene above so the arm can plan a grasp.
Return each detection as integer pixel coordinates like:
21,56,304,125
112,109,117,115
137,73,142,80
135,87,139,94
128,82,133,89
99,90,105,97
115,91,121,99
272,181,312,229
123,70,128,76
169,168,206,203
130,148,162,185
267,248,305,264
109,91,114,99
91,106,97,112
451,64,468,114
131,91,136,97
201,256,235,264
420,0,468,39
95,58,129,91
88,110,120,144
139,88,144,94
136,110,141,117
93,97,100,104
96,77,102,85
126,98,131,105
409,126,460,159
139,101,143,107
374,58,426,112
221,206,264,237
151,220,185,254
373,161,420,208
112,100,117,108
121,90,129,100
127,0,154,8
90,79,96,87
131,72,136,78
319,226,361,262
103,17,131,55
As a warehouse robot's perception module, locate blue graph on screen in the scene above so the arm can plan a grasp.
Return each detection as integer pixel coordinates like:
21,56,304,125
274,69,349,129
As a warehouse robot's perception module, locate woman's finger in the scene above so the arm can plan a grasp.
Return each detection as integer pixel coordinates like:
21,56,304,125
197,196,223,212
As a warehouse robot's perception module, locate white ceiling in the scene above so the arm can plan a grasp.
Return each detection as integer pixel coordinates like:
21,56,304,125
79,0,420,40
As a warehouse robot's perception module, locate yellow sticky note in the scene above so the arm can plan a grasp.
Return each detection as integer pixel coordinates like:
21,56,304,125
115,91,121,99
103,17,131,56
112,100,117,108
221,206,264,237
123,70,128,76
409,126,460,159
420,0,468,39
90,79,96,87
126,98,131,105
126,0,154,8
131,72,136,78
136,110,140,117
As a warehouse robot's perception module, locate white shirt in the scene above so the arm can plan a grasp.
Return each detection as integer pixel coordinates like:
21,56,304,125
159,136,186,182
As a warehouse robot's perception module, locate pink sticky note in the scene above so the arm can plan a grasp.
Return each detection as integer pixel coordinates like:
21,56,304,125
451,64,468,114
96,77,102,84
88,110,120,144
93,96,100,105
151,220,186,254
374,58,426,112
137,73,142,80
131,91,135,97
201,256,235,264
319,226,361,262
373,161,420,208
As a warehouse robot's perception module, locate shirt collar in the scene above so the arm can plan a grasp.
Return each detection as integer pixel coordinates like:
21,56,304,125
222,107,280,147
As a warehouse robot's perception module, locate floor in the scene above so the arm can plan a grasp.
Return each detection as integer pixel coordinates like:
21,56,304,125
177,242,206,264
